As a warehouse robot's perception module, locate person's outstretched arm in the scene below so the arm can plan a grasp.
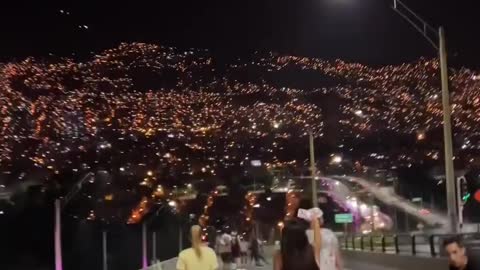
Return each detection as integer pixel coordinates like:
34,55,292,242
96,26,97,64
311,218,322,264
273,251,282,270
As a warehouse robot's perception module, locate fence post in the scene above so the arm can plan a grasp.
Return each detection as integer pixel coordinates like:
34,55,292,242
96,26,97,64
360,236,364,250
411,235,416,255
102,230,108,270
381,235,386,253
370,236,374,251
394,235,399,254
345,235,348,249
142,223,148,269
152,231,157,262
429,235,436,257
352,235,356,250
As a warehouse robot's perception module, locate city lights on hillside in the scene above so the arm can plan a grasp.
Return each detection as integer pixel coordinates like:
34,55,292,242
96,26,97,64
417,131,426,141
330,155,343,164
1,41,480,225
251,160,262,167
168,200,177,208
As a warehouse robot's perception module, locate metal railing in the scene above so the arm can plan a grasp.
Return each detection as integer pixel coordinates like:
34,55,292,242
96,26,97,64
339,233,480,257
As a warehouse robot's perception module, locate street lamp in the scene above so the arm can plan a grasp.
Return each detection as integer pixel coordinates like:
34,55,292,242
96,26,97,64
391,0,458,233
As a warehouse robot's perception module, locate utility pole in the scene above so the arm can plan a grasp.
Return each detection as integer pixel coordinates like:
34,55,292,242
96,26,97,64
309,131,318,207
392,0,458,233
439,27,458,233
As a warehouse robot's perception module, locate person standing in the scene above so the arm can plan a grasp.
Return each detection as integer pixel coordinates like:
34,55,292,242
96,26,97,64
239,237,249,266
176,225,218,270
231,232,241,269
273,218,321,270
250,234,268,266
218,230,233,270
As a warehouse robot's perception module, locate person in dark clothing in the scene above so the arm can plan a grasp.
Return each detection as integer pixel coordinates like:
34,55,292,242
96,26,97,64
444,236,478,270
273,219,321,270
250,234,267,266
231,232,241,268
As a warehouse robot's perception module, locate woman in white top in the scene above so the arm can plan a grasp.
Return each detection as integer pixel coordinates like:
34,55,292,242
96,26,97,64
177,225,219,270
306,209,343,270
239,237,249,265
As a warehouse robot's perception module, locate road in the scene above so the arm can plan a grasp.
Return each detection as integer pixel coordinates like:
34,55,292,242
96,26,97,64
245,257,404,270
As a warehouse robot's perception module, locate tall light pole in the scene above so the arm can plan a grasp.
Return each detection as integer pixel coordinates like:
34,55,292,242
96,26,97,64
309,131,318,207
55,172,95,270
439,27,458,233
392,0,458,233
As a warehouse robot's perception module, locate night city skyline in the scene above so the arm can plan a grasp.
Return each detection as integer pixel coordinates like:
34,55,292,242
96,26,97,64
1,1,480,270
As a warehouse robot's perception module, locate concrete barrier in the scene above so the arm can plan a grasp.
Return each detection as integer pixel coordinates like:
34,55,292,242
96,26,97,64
342,250,449,270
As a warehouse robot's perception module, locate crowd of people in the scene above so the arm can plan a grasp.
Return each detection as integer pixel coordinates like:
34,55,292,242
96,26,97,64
215,230,268,270
176,200,344,270
176,200,480,270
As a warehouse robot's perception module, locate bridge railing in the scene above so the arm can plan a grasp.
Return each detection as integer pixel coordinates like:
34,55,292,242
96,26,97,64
339,232,480,257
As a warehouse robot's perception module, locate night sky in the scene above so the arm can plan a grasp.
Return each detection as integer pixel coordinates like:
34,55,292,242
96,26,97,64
0,0,478,67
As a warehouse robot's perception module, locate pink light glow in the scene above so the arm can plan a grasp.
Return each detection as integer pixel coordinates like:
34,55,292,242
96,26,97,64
55,200,63,270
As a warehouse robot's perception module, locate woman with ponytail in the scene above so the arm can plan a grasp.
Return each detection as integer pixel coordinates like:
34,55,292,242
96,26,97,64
177,225,219,270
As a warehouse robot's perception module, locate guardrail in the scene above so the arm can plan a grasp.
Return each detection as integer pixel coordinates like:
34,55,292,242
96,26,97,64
339,233,480,257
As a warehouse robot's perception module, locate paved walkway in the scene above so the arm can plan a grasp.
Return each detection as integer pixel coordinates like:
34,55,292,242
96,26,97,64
231,248,397,270
155,246,398,270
